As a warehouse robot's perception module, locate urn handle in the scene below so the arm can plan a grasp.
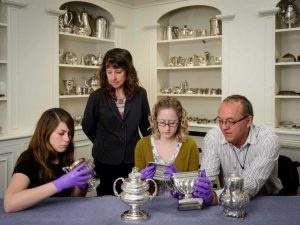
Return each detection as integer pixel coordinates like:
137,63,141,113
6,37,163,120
146,178,157,199
113,177,124,198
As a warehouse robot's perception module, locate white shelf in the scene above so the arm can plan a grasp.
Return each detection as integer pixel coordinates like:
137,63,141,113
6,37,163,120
59,32,115,44
274,127,300,135
188,119,218,132
59,64,99,69
157,65,221,70
275,27,300,33
157,35,222,45
59,95,89,99
0,60,7,64
0,22,7,28
275,95,300,99
275,62,300,66
0,97,7,101
157,93,222,98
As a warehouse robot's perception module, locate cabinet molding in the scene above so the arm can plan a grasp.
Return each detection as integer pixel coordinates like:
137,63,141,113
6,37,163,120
45,9,65,16
216,14,235,22
258,8,278,17
144,23,160,30
1,0,28,8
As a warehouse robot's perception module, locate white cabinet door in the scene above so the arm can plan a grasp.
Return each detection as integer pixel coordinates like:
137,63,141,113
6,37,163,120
0,142,23,198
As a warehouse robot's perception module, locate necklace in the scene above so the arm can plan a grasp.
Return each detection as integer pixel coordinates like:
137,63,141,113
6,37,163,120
230,144,250,170
115,97,126,104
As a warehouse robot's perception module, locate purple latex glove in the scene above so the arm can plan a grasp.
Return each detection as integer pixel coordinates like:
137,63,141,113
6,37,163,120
192,170,214,206
53,160,93,193
140,164,156,180
165,163,180,181
170,187,184,200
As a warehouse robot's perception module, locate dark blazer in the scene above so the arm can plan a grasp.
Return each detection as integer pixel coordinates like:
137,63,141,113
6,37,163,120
82,87,151,164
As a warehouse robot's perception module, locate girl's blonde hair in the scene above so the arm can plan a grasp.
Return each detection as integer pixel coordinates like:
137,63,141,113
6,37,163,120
148,97,188,142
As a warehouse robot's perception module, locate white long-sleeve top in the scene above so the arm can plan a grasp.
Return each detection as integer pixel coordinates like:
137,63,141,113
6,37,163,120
201,124,283,199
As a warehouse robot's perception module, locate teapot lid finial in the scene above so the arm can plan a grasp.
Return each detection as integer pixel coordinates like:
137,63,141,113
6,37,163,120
128,167,141,180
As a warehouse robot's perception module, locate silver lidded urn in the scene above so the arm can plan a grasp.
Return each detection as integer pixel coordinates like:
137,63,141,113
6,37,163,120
277,0,300,28
219,171,249,218
113,167,157,223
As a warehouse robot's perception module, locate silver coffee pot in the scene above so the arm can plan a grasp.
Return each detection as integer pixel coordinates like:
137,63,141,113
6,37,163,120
219,171,249,218
95,16,109,39
113,167,157,222
73,9,91,36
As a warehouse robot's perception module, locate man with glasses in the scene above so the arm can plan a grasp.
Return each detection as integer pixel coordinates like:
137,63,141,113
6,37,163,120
192,95,282,205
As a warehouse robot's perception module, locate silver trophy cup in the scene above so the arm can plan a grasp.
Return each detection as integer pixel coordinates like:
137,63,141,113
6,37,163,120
170,171,203,210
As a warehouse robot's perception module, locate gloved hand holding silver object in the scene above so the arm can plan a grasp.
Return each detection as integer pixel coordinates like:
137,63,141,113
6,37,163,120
192,170,214,206
170,187,184,200
53,160,93,193
165,163,180,181
140,164,156,180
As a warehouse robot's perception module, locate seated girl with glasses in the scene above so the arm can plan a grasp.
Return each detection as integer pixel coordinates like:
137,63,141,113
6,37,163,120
134,97,199,198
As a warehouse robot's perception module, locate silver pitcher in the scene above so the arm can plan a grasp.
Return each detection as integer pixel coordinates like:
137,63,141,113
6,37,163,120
73,9,92,36
210,17,222,36
113,167,157,223
170,171,203,210
163,25,179,40
95,16,108,39
219,171,249,218
59,9,73,33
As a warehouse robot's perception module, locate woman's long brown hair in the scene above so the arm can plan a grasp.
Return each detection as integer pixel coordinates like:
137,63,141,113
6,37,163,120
99,48,140,100
15,108,75,182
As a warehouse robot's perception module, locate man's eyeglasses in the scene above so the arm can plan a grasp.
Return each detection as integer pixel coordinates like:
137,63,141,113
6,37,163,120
217,115,250,127
157,120,179,127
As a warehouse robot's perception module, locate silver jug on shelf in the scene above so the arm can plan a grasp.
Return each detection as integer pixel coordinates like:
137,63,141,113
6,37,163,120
219,171,249,218
113,167,157,223
210,17,222,36
163,25,179,40
73,9,92,36
60,9,73,33
95,16,108,39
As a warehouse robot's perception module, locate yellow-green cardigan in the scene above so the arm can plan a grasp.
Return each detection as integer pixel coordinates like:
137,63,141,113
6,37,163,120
134,135,199,172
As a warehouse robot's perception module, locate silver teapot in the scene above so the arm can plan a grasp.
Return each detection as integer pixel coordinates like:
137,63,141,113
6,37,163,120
113,167,157,222
219,171,249,218
88,74,100,91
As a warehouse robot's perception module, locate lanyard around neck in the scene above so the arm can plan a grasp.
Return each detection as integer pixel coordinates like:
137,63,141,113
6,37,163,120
230,144,250,170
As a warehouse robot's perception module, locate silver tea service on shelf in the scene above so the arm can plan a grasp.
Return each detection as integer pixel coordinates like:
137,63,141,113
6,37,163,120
59,7,109,39
113,167,157,223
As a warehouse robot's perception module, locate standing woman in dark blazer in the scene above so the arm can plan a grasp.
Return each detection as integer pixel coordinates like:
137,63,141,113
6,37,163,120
82,48,151,196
